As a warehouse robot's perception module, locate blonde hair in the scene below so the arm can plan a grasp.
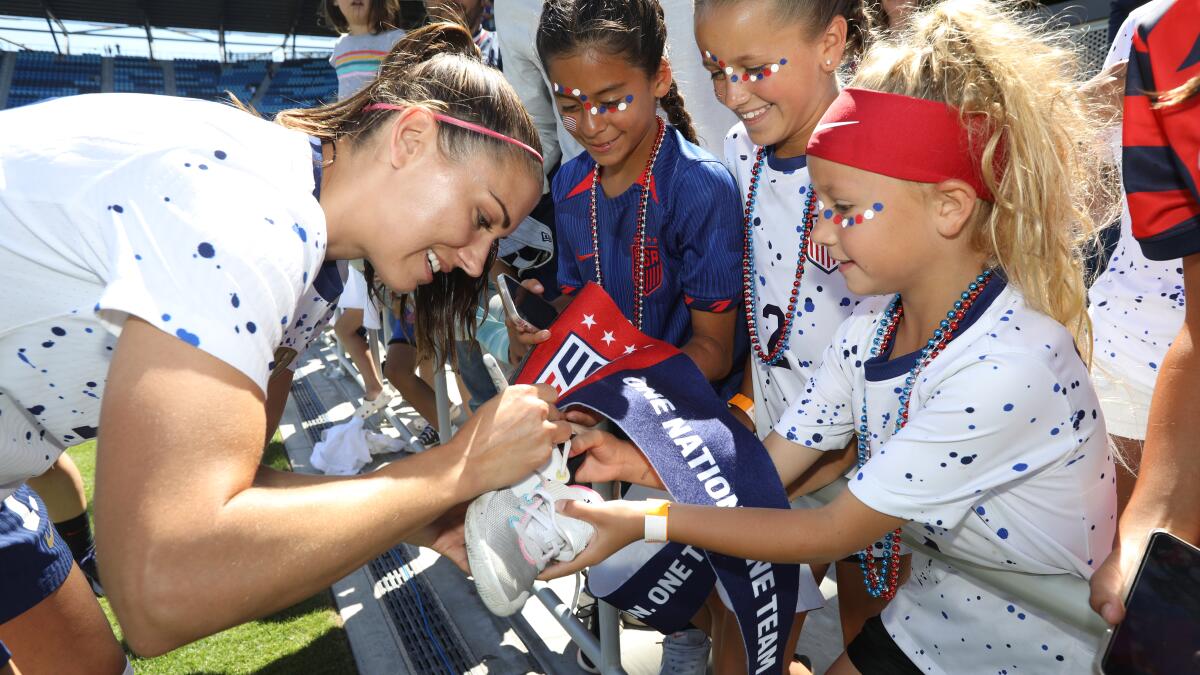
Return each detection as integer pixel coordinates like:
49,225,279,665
853,0,1119,362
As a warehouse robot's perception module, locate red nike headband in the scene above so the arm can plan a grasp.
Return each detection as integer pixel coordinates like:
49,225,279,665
806,88,1000,202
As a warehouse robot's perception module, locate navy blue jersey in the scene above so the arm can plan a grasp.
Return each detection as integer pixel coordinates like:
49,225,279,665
552,125,746,394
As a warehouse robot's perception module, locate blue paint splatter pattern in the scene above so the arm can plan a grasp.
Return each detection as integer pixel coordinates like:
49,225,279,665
773,286,1116,673
0,98,329,498
724,122,864,434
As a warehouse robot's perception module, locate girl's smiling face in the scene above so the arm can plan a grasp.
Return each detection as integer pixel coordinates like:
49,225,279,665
695,1,845,156
545,48,671,172
808,156,939,297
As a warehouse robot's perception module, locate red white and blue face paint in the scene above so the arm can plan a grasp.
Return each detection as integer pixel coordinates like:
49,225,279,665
552,82,635,115
703,51,788,83
819,200,885,227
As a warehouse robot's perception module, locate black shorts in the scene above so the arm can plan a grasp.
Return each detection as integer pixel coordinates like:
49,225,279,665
0,484,74,624
846,615,923,675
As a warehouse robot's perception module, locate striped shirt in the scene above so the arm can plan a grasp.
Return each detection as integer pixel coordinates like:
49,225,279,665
552,124,747,395
1122,0,1200,261
329,30,406,100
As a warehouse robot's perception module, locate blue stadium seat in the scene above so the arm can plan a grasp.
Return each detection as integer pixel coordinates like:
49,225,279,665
7,51,101,108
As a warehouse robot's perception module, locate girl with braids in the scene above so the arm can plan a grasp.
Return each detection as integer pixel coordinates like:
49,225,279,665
550,1,1121,673
0,22,570,673
508,0,747,404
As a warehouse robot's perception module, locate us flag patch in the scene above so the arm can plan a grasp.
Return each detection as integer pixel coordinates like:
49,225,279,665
806,240,838,274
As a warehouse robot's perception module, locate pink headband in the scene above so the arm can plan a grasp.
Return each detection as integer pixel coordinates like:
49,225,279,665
363,102,543,164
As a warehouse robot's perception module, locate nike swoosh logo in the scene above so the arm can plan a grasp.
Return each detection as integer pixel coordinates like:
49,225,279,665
577,253,596,261
814,121,859,133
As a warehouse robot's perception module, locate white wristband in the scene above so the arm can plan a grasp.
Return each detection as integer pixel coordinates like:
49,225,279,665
643,500,669,543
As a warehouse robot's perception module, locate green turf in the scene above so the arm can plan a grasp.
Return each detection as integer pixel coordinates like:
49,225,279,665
66,438,356,674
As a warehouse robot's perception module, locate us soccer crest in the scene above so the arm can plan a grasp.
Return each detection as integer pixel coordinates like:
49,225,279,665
515,283,666,397
534,333,610,394
806,239,839,274
634,240,663,295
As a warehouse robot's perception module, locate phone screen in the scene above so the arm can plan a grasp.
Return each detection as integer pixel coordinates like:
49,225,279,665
502,274,560,330
1102,531,1200,674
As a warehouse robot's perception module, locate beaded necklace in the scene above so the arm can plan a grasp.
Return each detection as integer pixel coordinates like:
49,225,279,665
740,146,818,365
856,269,994,599
588,117,667,330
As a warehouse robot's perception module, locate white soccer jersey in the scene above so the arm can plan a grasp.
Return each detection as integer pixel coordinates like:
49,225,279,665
1088,0,1184,439
0,94,328,499
776,281,1116,675
723,123,862,438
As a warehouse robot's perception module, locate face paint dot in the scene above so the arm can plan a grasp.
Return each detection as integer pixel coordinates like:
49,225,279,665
617,102,628,111
770,63,780,73
779,58,788,65
579,94,588,102
625,94,634,103
175,328,200,347
724,66,733,76
214,150,227,159
197,242,215,258
863,209,875,220
873,202,884,211
589,107,598,115
571,88,581,97
823,209,834,220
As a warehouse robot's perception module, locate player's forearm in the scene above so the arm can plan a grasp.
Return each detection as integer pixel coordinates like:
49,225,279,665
108,442,473,655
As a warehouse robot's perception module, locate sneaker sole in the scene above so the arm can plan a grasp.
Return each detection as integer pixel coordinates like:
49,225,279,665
465,491,530,617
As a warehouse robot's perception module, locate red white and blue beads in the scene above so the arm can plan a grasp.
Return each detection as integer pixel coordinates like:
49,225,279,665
553,82,634,114
704,51,788,82
819,201,884,227
855,269,995,599
588,117,666,330
741,146,817,365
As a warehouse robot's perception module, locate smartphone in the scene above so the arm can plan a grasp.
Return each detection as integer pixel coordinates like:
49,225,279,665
1098,530,1200,674
498,273,559,331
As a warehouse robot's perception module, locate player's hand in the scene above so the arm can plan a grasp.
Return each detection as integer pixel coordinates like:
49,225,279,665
538,499,645,579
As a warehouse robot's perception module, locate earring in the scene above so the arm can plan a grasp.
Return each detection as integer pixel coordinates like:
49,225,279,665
825,59,832,66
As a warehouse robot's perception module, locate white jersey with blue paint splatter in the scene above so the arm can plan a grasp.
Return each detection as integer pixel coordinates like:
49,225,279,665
775,283,1116,674
1087,0,1183,440
0,93,328,500
723,123,862,437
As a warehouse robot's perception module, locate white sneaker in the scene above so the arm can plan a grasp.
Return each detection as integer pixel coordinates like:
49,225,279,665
658,628,711,675
465,481,602,616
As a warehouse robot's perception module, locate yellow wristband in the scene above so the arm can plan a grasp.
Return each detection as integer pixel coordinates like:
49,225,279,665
644,499,670,543
728,393,755,417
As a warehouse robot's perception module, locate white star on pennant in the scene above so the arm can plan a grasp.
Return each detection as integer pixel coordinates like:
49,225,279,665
601,331,615,345
581,314,596,329
623,344,636,355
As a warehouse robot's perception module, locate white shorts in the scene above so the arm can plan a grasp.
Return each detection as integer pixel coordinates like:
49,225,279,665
339,267,381,331
1091,363,1152,441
